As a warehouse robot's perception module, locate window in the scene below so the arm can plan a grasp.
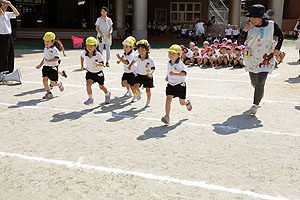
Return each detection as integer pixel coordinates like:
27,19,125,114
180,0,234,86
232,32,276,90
155,9,167,23
170,2,201,22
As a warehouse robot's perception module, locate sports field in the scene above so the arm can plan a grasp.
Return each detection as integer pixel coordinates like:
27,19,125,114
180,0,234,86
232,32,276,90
0,46,300,200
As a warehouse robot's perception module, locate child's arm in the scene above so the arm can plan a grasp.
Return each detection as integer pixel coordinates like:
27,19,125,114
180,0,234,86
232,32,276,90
36,58,44,69
44,57,59,63
81,57,85,70
94,60,104,67
127,60,136,70
169,71,186,76
146,68,155,77
116,54,129,65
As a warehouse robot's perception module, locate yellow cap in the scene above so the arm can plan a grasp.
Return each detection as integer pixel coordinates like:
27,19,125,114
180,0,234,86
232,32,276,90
86,37,98,46
126,36,136,44
122,38,134,47
43,32,56,41
168,44,181,54
137,39,150,47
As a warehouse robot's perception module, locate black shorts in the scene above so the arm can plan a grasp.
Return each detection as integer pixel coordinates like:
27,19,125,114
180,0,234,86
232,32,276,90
86,71,105,85
226,35,232,40
135,74,154,88
42,66,58,82
166,82,186,99
233,35,239,40
122,72,136,86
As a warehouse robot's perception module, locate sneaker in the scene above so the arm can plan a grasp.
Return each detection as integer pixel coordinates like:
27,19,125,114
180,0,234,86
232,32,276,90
84,98,94,105
58,82,64,92
137,89,142,100
105,92,111,104
124,90,132,97
62,70,67,78
140,86,145,94
145,100,151,107
106,62,110,67
161,115,170,124
131,96,137,102
250,104,258,115
43,92,53,99
186,99,192,111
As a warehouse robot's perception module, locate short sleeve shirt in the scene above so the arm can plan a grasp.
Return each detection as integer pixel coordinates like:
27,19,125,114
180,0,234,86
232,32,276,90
185,49,194,58
167,59,187,86
81,51,104,73
43,47,60,68
0,12,16,34
133,55,155,76
225,28,232,35
123,50,136,73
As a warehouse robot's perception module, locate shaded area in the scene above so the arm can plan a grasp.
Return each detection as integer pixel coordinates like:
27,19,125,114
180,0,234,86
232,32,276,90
295,106,300,111
137,119,188,140
287,61,300,66
285,77,300,84
213,110,262,135
51,105,101,122
8,98,52,108
14,88,45,97
103,106,147,123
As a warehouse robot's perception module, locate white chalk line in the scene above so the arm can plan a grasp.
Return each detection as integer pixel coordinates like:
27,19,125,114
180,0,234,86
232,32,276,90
0,102,299,137
0,151,291,200
20,80,300,105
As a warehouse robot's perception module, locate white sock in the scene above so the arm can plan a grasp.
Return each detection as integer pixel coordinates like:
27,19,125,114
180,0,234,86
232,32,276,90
105,92,110,96
88,94,92,99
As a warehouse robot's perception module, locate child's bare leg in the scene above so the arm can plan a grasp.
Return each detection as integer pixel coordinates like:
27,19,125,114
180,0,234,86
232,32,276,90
197,58,202,65
239,60,244,66
132,83,140,94
50,80,59,87
224,59,228,65
86,80,93,95
121,80,128,87
43,77,50,91
165,95,173,117
99,84,108,94
179,98,188,106
58,71,63,76
146,88,151,101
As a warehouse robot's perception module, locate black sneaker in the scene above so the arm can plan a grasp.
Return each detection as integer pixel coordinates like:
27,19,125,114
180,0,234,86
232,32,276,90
62,70,67,78
106,62,110,67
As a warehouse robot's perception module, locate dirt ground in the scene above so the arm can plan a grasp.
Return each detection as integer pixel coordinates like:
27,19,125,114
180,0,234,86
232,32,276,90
0,46,300,200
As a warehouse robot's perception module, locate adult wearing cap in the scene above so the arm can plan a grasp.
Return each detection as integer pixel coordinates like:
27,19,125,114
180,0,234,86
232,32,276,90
0,0,19,73
239,4,283,116
95,6,113,67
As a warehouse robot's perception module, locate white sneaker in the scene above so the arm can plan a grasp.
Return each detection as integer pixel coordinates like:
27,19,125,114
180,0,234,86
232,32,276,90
250,104,258,115
145,100,151,107
137,89,142,100
131,96,137,102
125,90,133,97
140,86,145,94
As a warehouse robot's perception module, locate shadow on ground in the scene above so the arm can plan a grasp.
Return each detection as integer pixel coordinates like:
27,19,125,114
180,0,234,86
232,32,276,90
285,77,300,84
213,110,262,135
137,119,188,140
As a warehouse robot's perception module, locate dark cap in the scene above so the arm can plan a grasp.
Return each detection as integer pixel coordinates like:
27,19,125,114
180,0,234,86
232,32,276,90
246,4,268,18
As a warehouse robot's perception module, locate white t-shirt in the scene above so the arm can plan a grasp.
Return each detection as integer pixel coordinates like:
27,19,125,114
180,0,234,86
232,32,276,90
167,59,187,86
195,22,204,31
232,29,239,35
43,47,60,67
194,53,202,59
185,49,193,58
81,51,104,73
233,53,244,60
181,28,187,34
218,53,229,60
0,12,16,34
133,55,155,76
123,50,136,73
203,53,213,59
225,28,232,35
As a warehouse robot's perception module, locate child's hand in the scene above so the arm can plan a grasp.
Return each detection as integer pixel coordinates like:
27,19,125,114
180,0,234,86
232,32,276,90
94,61,103,67
81,66,86,71
127,66,131,70
116,53,121,59
169,71,175,76
165,76,168,81
146,72,152,77
35,64,41,69
63,53,67,57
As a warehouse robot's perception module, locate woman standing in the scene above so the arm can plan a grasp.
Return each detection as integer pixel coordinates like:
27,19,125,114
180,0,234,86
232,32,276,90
95,6,113,67
0,0,19,73
239,4,283,116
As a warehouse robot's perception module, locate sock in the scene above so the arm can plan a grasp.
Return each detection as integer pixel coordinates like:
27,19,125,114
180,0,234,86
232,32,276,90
88,94,92,99
105,92,110,96
133,93,137,96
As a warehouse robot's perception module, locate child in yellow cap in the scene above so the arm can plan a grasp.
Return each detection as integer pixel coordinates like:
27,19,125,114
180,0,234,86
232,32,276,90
81,36,111,105
161,44,192,124
116,37,136,97
128,39,155,106
35,32,65,99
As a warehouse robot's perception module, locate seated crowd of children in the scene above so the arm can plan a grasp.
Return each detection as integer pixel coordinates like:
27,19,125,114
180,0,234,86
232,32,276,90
181,39,245,68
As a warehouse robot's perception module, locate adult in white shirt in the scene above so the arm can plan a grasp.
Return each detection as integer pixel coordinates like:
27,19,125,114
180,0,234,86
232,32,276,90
195,20,205,42
0,0,19,73
95,6,113,67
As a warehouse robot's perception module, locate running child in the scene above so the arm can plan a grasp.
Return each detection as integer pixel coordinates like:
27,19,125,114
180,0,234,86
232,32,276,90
35,32,64,99
116,37,137,97
161,44,192,124
128,40,155,106
81,37,111,105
